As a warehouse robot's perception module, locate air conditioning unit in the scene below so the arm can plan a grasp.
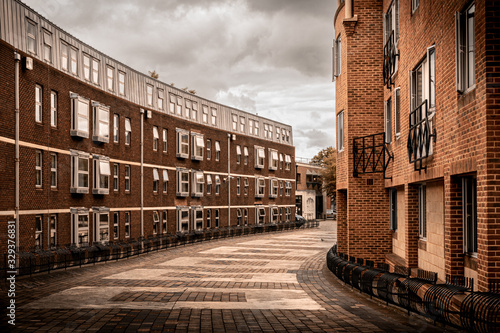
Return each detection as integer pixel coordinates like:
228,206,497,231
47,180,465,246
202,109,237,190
25,57,33,70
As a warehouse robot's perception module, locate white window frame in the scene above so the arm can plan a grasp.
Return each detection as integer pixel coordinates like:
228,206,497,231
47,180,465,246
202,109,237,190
93,207,110,243
124,211,130,238
236,177,241,195
124,165,131,192
153,168,159,193
70,150,89,194
70,46,78,75
256,207,266,224
270,206,279,224
163,169,169,193
153,210,160,234
177,207,189,232
147,84,153,106
244,177,249,196
269,149,278,170
192,170,204,197
207,139,212,160
162,211,168,234
270,178,279,198
118,71,126,96
202,105,209,123
456,3,475,93
192,207,204,231
255,177,265,198
113,114,119,143
240,116,246,132
232,114,238,131
35,150,42,188
390,188,397,231
215,209,220,228
243,208,248,225
255,146,265,169
26,19,37,54
176,95,183,115
35,85,42,123
285,181,292,196
50,90,57,127
153,126,159,151
285,155,292,171
244,146,249,165
236,208,242,226
158,89,164,110
113,163,119,191
169,93,176,113
49,214,57,247
254,121,260,136
215,141,221,161
191,133,205,160
70,93,90,138
215,175,221,195
163,129,168,153
83,54,91,81
337,111,344,152
191,101,198,120
177,168,190,197
211,107,217,126
92,101,110,143
125,118,131,145
106,66,114,92
113,212,119,240
71,207,89,246
176,128,189,158
412,0,419,13
394,87,401,138
236,145,241,164
385,98,392,144
206,209,211,228
50,153,57,188
286,207,291,222
92,57,99,84
93,155,110,195
206,174,212,195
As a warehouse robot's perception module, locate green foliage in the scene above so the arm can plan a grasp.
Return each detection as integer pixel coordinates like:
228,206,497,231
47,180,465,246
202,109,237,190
312,146,336,197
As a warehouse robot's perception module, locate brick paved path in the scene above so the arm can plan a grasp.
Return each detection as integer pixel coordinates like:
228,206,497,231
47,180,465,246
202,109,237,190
1,222,458,332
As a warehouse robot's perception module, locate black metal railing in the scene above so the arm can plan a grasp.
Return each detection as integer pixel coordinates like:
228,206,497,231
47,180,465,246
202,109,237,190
383,30,399,88
407,100,436,172
353,132,393,179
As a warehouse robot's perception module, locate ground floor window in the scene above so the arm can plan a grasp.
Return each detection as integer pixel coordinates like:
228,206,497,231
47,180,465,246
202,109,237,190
35,215,43,248
50,215,57,247
71,208,89,246
93,207,110,243
124,212,130,238
418,184,426,239
462,177,477,255
390,188,397,231
177,207,189,232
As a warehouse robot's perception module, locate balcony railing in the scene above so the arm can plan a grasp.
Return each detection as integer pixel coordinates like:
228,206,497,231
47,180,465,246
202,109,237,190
383,31,399,88
407,100,436,173
353,132,393,179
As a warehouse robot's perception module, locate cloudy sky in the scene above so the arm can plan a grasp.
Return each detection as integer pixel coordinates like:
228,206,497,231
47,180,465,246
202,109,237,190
24,0,336,159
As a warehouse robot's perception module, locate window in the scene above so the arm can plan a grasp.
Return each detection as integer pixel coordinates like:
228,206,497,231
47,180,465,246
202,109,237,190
191,101,198,120
211,107,217,125
244,208,248,225
125,118,131,145
93,155,110,195
463,177,477,255
70,151,89,193
153,168,159,193
254,121,260,136
162,211,167,234
93,207,110,243
240,117,246,132
215,175,221,195
236,177,241,195
255,146,265,169
50,91,57,127
185,100,192,119
244,177,249,196
206,209,211,228
70,93,90,138
236,209,242,226
163,169,169,193
113,212,119,240
456,3,475,93
244,146,249,165
418,184,426,239
35,85,42,123
35,150,42,187
83,54,91,81
385,98,392,144
282,128,286,141
256,207,266,224
202,105,209,123
192,171,204,197
35,215,42,248
176,96,183,115
163,129,168,152
158,89,164,110
394,88,401,137
50,153,57,188
50,215,57,247
106,66,114,92
269,149,278,170
276,127,281,141
383,0,400,66
263,124,270,139
176,128,189,158
286,207,291,222
285,181,292,196
206,175,212,195
270,178,279,198
113,114,119,143
71,208,89,246
169,94,176,113
177,207,189,232
332,35,341,79
92,102,110,143
280,181,284,196
70,47,78,75
390,188,397,230
177,168,190,197
83,55,100,84
412,0,419,13
124,212,130,238
285,155,292,171
191,133,204,160
124,165,131,191
256,177,265,198
118,71,126,96
337,111,344,151
92,58,99,84
232,114,238,131
410,46,436,112
42,30,52,62
153,126,159,151
153,211,159,234
215,209,220,228
26,20,37,54
236,145,241,164
192,207,203,230
147,84,153,106
215,141,221,161
113,164,119,191
270,207,279,224
207,139,212,160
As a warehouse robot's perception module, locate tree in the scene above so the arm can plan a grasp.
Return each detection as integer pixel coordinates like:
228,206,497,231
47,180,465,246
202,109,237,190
311,146,336,197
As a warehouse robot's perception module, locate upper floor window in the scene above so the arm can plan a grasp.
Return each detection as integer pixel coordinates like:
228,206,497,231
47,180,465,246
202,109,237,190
176,128,189,158
285,155,292,170
125,118,131,145
249,119,254,135
118,71,126,95
192,171,204,197
385,98,392,144
270,206,279,223
124,165,131,191
113,114,119,143
184,100,191,118
191,101,198,120
285,181,292,196
211,107,217,125
409,46,436,112
240,116,246,132
163,129,168,152
395,88,401,137
92,58,100,84
383,0,399,84
270,178,279,198
215,141,221,161
269,149,278,170
35,85,42,123
50,153,57,188
92,102,110,143
244,177,249,196
236,145,241,164
147,84,153,106
26,19,37,54
412,0,419,13
153,168,159,192
456,3,475,93
106,66,114,92
202,105,209,123
93,155,110,195
332,35,341,79
232,114,238,131
255,177,265,198
215,175,221,195
244,146,249,165
207,139,212,160
256,206,266,224
337,111,344,151
254,121,260,136
236,177,241,195
153,211,160,234
42,30,52,62
113,163,119,191
50,91,57,127
153,126,159,151
61,42,78,75
176,168,189,197
163,169,169,193
191,133,204,160
255,146,265,169
158,89,164,110
35,150,42,187
70,93,90,138
384,0,399,46
83,54,99,84
206,174,212,194
70,150,89,194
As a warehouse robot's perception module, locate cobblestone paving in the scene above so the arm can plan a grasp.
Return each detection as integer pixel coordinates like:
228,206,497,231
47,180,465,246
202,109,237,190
0,222,460,332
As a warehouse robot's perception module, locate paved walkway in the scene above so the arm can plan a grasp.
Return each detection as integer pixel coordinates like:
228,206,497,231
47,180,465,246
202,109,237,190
1,222,457,332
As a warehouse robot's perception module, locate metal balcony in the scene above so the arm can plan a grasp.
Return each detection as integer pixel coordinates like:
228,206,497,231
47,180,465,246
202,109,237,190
353,132,393,179
407,100,437,173
383,31,399,88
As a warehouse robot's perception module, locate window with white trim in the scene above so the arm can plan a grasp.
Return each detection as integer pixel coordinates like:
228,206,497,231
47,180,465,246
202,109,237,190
185,99,192,118
153,126,159,151
418,184,426,239
163,129,168,153
456,3,475,93
83,54,91,81
106,66,114,92
249,119,254,135
269,149,278,170
395,88,401,137
383,0,400,75
280,181,284,196
162,211,167,234
410,46,436,112
113,114,119,143
92,102,110,143
191,101,198,120
176,95,183,115
270,206,279,223
244,177,249,196
35,150,42,188
192,170,204,197
50,153,57,188
35,85,42,123
285,155,292,170
254,121,260,136
211,107,217,126
215,141,221,161
243,146,249,165
206,174,212,194
385,98,392,144
71,207,89,246
118,71,126,96
236,145,241,164
124,211,130,238
463,177,477,255
176,128,189,158
153,168,159,193
240,116,246,132
270,178,278,198
232,114,238,131
124,165,131,191
276,127,280,141
177,207,189,232
191,133,204,160
243,208,248,225
113,212,119,240
282,128,286,141
50,90,57,127
236,177,240,195
70,93,90,138
50,215,57,247
163,169,168,193
255,146,265,169
69,46,78,75
93,207,110,243
92,58,99,84
192,207,203,230
207,139,212,160
93,155,110,195
35,215,42,248
264,124,270,139
236,208,242,226
206,209,211,228
202,105,209,123
285,181,292,196
337,111,344,151
332,35,341,79
177,168,189,197
256,207,266,224
125,118,131,145
169,93,176,113
215,175,221,195
26,19,37,54
286,207,291,222
153,211,159,234
158,89,164,110
279,154,284,169
113,163,119,191
255,177,265,198
215,209,220,228
147,84,153,106
70,150,89,194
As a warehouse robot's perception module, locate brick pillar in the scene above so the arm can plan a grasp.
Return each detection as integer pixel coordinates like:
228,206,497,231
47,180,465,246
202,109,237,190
444,175,464,276
405,184,419,268
336,190,348,254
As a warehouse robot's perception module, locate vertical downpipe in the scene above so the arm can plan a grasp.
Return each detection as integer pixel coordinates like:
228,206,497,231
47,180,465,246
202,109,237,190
227,134,231,227
14,52,21,253
345,0,353,19
140,109,144,237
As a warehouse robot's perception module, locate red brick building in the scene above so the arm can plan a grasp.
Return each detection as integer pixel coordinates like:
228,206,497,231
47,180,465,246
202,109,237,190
295,162,332,220
0,0,296,253
334,0,499,291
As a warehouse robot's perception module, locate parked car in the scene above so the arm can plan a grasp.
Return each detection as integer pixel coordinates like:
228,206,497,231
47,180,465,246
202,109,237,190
295,214,306,227
326,209,336,219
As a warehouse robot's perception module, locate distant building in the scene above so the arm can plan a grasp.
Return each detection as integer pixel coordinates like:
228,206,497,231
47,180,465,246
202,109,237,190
0,0,296,253
295,161,332,220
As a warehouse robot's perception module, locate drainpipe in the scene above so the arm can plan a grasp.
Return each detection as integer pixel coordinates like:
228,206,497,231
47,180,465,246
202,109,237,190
140,108,144,237
14,51,21,252
227,134,231,227
345,0,353,19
